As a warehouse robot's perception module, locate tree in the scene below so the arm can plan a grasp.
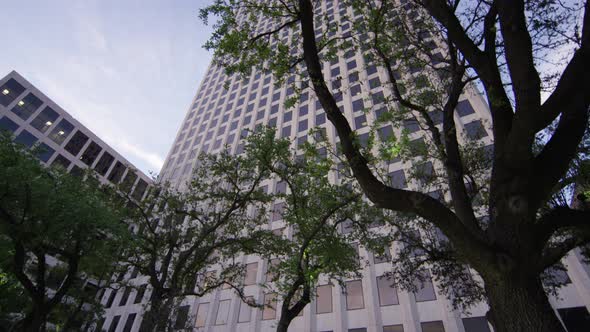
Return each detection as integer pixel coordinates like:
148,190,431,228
201,1,590,331
0,135,128,331
119,139,281,331
246,129,386,332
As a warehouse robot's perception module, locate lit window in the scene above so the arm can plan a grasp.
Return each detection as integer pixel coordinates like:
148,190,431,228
45,121,52,126
2,89,9,95
18,100,25,106
58,130,65,135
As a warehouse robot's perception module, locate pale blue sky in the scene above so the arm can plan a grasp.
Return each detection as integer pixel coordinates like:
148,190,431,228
0,0,214,175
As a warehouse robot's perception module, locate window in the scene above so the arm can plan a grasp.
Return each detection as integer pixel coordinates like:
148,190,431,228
36,143,55,163
0,78,26,106
413,270,437,302
281,125,291,137
456,100,475,116
132,179,149,201
0,116,18,133
64,130,89,156
15,130,38,148
349,329,367,332
369,77,381,89
172,305,190,329
403,119,420,133
195,302,209,327
262,293,277,320
30,107,59,134
464,120,488,139
122,313,136,332
11,93,43,120
377,276,399,306
215,299,231,325
108,315,121,332
389,170,407,189
421,321,445,332
244,262,258,286
94,152,114,176
266,258,280,282
107,161,126,183
238,296,254,322
298,119,308,132
80,141,102,166
462,317,491,332
105,290,117,308
119,287,131,306
283,111,292,122
316,113,326,125
354,114,366,129
121,171,138,193
51,154,71,169
345,280,364,310
316,284,332,314
383,325,404,332
557,307,590,332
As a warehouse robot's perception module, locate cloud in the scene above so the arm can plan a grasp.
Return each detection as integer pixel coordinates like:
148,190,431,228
114,140,164,172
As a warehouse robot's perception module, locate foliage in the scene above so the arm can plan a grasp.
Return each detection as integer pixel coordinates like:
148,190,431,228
0,134,128,331
200,0,590,331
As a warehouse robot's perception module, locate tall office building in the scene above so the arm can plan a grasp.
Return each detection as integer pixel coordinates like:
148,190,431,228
102,1,590,331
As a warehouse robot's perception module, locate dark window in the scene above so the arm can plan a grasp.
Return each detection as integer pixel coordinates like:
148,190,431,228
175,305,190,329
132,179,149,201
429,110,443,125
372,91,385,105
0,78,26,106
456,100,475,116
119,287,131,306
298,119,308,132
64,130,89,156
94,152,114,176
11,93,43,120
0,116,19,133
558,307,590,332
70,165,84,177
105,290,117,308
51,154,71,169
369,77,381,89
15,130,38,148
462,317,491,332
134,285,147,304
354,114,366,129
80,141,102,166
108,315,121,332
281,125,291,137
349,328,367,332
378,126,393,141
30,107,59,133
107,161,126,183
36,143,55,162
464,120,488,139
421,321,445,332
389,170,407,189
316,113,326,125
49,119,74,145
283,111,292,123
121,171,138,193
403,119,420,133
383,325,404,332
122,313,136,332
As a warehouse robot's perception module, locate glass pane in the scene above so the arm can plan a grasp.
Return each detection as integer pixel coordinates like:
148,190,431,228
238,296,253,323
316,284,332,314
421,321,445,332
215,300,231,325
345,280,364,310
30,106,59,133
195,303,209,327
48,119,74,145
377,276,399,306
244,262,258,286
262,293,277,320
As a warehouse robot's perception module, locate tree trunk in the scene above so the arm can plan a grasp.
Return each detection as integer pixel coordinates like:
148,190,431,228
22,304,47,332
276,313,295,332
142,291,174,332
483,272,565,332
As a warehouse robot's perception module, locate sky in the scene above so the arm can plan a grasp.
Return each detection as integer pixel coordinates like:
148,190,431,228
0,0,214,176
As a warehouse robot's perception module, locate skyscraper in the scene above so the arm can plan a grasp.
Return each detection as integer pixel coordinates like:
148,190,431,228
102,1,590,331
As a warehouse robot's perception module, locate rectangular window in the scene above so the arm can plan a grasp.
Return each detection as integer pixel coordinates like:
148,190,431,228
80,141,102,166
413,270,437,302
119,287,131,306
281,125,291,137
238,296,254,322
383,325,404,332
345,280,364,310
421,321,445,332
30,106,59,133
244,262,258,286
262,293,277,320
388,170,407,189
121,171,138,193
107,161,126,183
105,290,117,308
108,315,121,332
195,302,209,327
266,258,280,282
316,284,333,314
0,78,26,106
174,305,190,329
51,154,71,169
456,100,475,116
11,93,43,120
461,317,491,332
464,120,488,140
15,130,38,148
122,313,136,332
64,130,89,156
377,276,399,306
215,299,231,325
94,152,114,176
0,116,19,133
36,143,55,163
